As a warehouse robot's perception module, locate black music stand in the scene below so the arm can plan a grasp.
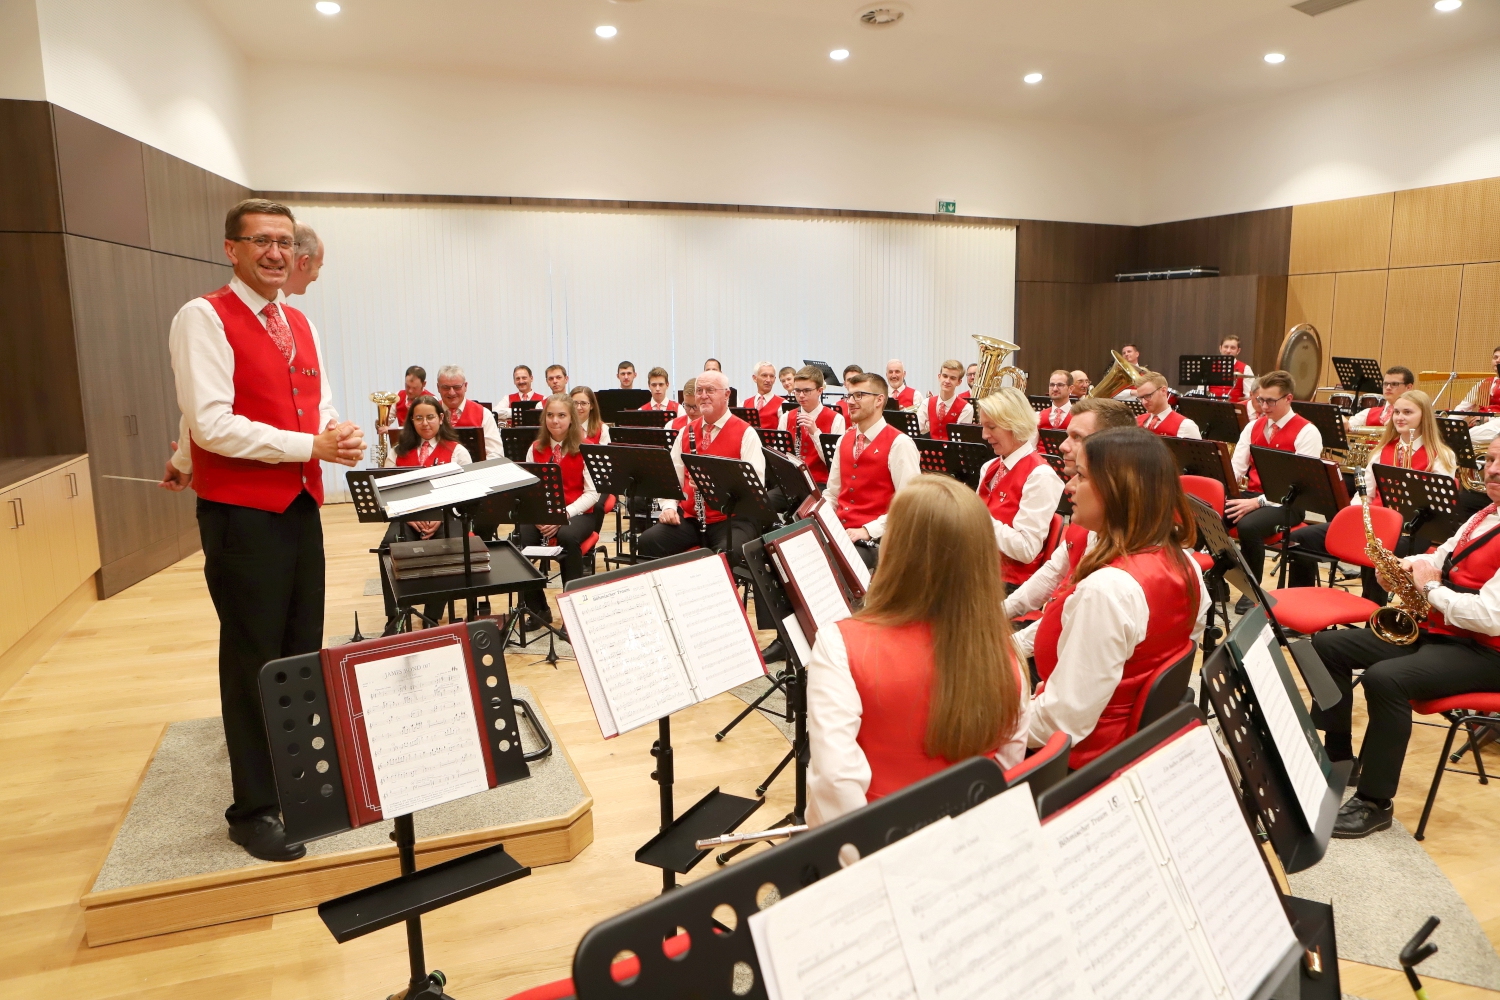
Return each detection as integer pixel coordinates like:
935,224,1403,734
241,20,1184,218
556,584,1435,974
682,454,776,527
595,388,652,422
1291,400,1349,453
885,410,920,437
1250,446,1347,589
610,425,678,450
1176,396,1245,443
510,398,541,416
453,426,486,462
914,438,951,477
949,440,995,489
1436,414,1481,472
1165,436,1241,498
613,409,672,428
1027,394,1052,412
580,443,685,566
517,406,542,427
506,462,582,664
949,422,985,446
1179,354,1237,388
1332,356,1383,395
1372,464,1465,549
802,359,839,385
817,432,841,470
498,427,532,462
756,427,793,453
1121,397,1146,416
1037,427,1065,456
761,447,817,514
729,406,761,428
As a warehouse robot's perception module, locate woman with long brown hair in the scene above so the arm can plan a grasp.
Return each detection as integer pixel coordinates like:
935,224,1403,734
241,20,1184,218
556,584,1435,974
569,385,611,445
806,474,1028,825
1015,427,1207,769
516,394,601,627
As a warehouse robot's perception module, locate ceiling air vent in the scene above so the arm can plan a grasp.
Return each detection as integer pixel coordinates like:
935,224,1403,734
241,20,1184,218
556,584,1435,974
1292,0,1363,15
857,4,906,28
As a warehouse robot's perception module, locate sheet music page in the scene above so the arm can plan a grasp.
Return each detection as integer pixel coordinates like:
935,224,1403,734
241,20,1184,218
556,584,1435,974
777,529,852,638
652,555,766,698
1133,727,1298,1000
557,594,617,738
749,841,919,1000
783,614,813,665
383,462,536,516
880,786,1095,1000
1045,779,1218,1000
1239,625,1328,831
376,463,465,488
353,642,490,816
568,576,695,733
815,501,872,589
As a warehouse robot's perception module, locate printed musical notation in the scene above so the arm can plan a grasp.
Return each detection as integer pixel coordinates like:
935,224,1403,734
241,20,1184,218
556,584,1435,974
354,643,489,817
569,575,695,733
776,528,851,641
655,556,766,698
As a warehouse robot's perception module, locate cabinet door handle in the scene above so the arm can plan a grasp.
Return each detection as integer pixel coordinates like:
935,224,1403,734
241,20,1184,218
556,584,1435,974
68,473,78,497
9,498,22,528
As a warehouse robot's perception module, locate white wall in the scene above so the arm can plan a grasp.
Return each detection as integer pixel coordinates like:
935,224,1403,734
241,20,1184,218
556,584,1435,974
0,0,46,101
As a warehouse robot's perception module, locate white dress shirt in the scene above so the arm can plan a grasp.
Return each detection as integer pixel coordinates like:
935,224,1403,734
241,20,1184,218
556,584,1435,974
779,404,846,439
1414,507,1500,636
1039,401,1072,429
169,275,339,474
820,418,922,538
382,441,472,468
1015,556,1210,747
916,391,976,434
646,398,677,412
1231,409,1324,491
1003,528,1097,618
527,440,601,519
660,409,766,512
588,424,613,446
976,442,1065,564
1457,379,1498,412
447,400,503,462
1142,409,1202,439
1349,405,1392,430
805,623,1029,826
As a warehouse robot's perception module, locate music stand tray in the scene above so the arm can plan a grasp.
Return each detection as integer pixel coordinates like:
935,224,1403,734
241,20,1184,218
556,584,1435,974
1175,396,1245,444
1291,400,1349,453
682,454,776,525
1164,437,1241,498
1332,356,1383,395
594,388,652,423
613,409,672,428
1178,354,1237,388
802,359,839,385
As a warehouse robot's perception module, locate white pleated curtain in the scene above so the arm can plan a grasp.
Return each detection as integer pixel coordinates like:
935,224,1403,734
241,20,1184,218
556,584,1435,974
287,203,1016,499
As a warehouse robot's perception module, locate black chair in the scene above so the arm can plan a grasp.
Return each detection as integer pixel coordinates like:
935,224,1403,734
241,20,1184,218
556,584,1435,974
1002,730,1072,798
1133,641,1198,734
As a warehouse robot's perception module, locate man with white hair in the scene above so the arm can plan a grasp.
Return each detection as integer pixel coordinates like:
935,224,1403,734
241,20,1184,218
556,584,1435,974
747,362,783,429
282,222,323,296
435,364,501,459
885,359,922,410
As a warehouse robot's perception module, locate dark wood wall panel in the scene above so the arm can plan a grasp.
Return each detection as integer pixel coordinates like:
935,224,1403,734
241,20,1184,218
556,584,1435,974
1016,282,1113,386
0,233,85,457
53,106,150,249
144,145,251,263
1135,208,1292,277
1016,220,1137,283
0,100,63,233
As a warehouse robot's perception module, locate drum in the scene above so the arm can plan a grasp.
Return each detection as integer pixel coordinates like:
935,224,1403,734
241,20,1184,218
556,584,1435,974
1278,324,1323,401
1328,392,1355,412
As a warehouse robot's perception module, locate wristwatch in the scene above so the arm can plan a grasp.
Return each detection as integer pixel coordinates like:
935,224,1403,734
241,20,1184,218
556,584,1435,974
1423,580,1441,595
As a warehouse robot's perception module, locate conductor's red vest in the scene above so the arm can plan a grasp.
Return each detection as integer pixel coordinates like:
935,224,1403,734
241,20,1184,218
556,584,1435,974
926,394,966,441
682,415,751,525
979,451,1054,585
1245,413,1312,494
834,424,902,529
190,287,323,512
394,439,458,468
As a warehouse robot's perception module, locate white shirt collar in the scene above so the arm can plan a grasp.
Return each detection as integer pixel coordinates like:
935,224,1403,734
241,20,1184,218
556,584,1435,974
1265,408,1297,430
857,417,889,439
708,408,732,430
1050,399,1071,412
1002,439,1037,470
229,274,282,317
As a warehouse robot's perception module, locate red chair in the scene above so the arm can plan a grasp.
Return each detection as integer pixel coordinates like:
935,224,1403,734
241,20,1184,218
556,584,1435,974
1260,504,1401,635
501,933,693,1000
1411,692,1500,840
1004,730,1072,796
1181,475,1224,516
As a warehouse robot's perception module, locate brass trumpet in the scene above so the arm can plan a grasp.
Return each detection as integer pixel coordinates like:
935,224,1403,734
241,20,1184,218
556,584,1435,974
1359,471,1428,645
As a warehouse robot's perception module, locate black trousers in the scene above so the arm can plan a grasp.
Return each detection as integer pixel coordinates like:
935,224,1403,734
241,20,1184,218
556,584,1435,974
1310,627,1500,799
517,509,601,616
198,491,325,824
639,515,773,628
1232,500,1306,583
1288,520,1412,601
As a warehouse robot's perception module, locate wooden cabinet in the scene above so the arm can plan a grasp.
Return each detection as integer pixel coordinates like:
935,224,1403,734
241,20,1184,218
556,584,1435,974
0,494,22,655
0,455,101,657
8,477,55,630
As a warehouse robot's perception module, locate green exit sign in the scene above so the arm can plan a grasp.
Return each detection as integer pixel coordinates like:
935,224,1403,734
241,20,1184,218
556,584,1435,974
936,200,956,214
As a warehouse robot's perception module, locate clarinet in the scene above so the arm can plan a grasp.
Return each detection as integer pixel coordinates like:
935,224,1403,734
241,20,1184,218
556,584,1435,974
688,420,708,541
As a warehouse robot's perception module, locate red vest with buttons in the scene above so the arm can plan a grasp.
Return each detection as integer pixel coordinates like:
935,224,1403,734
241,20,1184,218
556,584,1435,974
1478,377,1500,413
1245,413,1312,494
891,385,916,409
782,406,839,483
1137,408,1187,437
1366,441,1433,508
1033,548,1198,769
670,413,690,431
835,424,902,530
395,439,458,468
841,618,1024,800
394,387,429,426
1039,405,1072,430
1426,512,1500,651
682,416,752,525
926,394,967,440
642,398,680,413
1361,403,1390,427
190,287,323,512
450,402,487,428
750,394,783,430
529,442,589,508
979,451,1054,584
1207,359,1249,402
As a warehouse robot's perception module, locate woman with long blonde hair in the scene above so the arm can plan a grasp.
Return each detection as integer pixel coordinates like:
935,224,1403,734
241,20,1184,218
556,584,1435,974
516,394,601,627
806,475,1027,825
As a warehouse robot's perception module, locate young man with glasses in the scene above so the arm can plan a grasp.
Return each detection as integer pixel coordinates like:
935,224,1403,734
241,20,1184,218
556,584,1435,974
1226,369,1323,612
1038,370,1075,430
779,365,846,485
822,373,921,566
918,360,973,439
1348,366,1415,429
1134,371,1200,438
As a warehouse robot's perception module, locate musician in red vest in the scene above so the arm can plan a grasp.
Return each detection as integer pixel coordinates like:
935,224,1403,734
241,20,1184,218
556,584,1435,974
1226,369,1323,612
504,365,546,427
806,475,1028,825
570,386,612,445
1004,398,1135,620
669,378,699,429
779,366,846,485
1312,434,1500,837
384,396,472,470
1348,366,1414,429
884,358,923,411
834,364,864,423
1203,334,1255,405
516,394,602,627
747,362,785,429
392,365,428,427
975,388,1065,590
1037,370,1074,430
1455,347,1500,414
917,359,972,439
821,372,921,567
160,199,365,862
779,366,797,396
1134,370,1201,438
642,367,680,413
436,364,502,458
1014,428,1208,769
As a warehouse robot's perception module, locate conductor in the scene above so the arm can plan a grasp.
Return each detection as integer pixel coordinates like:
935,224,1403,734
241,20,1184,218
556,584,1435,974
160,199,365,861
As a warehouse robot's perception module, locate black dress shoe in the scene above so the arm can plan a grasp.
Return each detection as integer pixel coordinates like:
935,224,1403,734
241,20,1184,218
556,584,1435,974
1332,795,1393,839
1234,595,1254,615
229,814,307,861
760,639,788,664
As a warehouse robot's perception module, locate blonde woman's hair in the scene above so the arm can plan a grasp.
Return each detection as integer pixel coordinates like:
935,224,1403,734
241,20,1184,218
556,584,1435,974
1377,390,1455,473
857,475,1023,761
976,386,1038,442
533,393,583,456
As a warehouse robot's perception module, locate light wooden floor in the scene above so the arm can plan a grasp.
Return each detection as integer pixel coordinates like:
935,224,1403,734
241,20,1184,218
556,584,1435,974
0,504,1494,999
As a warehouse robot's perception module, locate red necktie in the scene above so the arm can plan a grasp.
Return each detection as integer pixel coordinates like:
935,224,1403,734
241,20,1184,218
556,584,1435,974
419,440,433,464
852,433,867,461
1147,414,1159,431
261,303,294,360
552,445,562,464
1265,420,1277,445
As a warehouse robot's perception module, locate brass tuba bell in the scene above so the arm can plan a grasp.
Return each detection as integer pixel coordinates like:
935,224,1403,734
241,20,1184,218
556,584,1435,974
1090,350,1146,399
972,334,1026,397
371,390,398,468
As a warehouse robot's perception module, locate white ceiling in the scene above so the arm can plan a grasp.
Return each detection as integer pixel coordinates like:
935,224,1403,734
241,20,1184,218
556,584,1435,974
199,0,1500,126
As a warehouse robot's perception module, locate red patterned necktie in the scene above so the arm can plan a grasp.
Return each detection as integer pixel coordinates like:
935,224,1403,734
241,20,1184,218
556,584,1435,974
261,303,294,360
852,433,868,462
419,440,432,464
552,445,562,464
1148,414,1159,431
1264,419,1277,445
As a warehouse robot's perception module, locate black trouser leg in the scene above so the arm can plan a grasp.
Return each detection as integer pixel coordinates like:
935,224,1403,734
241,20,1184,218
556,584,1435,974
1233,503,1305,583
705,516,774,629
1287,522,1331,588
198,492,325,825
638,517,702,558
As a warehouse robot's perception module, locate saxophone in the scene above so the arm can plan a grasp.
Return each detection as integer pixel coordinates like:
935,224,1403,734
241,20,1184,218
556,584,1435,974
1359,470,1429,645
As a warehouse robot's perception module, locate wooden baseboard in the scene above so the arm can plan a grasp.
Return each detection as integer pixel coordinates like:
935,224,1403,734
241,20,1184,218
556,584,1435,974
0,577,96,698
98,534,181,598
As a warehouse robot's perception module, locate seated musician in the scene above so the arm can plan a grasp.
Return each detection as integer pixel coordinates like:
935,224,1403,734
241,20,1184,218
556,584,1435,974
569,385,612,445
516,394,602,628
778,366,797,396
1204,334,1255,406
435,364,502,459
505,364,546,426
392,365,429,428
616,360,636,390
821,372,921,564
1226,369,1323,611
835,364,864,423
641,366,679,413
1311,434,1500,838
779,365,846,486
1037,370,1074,430
917,359,972,439
962,362,978,398
1015,428,1208,768
1004,398,1136,619
1070,369,1092,398
1121,343,1142,368
806,475,1028,825
885,359,923,411
1135,370,1201,438
1289,389,1455,599
975,388,1065,591
383,395,472,470
1348,366,1414,429
544,363,569,395
747,362,784,428
1454,346,1500,413
669,377,698,430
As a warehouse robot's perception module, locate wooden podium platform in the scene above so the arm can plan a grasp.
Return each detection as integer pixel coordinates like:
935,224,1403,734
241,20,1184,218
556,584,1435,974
80,686,592,946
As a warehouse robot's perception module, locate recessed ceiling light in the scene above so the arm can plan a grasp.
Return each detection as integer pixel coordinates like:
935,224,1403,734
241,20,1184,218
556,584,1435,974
596,25,617,38
830,48,850,61
314,1,339,13
1435,0,1462,11
1264,52,1286,64
1023,72,1043,84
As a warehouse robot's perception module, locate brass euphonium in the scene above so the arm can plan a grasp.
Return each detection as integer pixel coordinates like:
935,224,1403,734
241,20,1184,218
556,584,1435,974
972,335,1026,397
371,390,399,468
1090,350,1146,399
1358,470,1429,645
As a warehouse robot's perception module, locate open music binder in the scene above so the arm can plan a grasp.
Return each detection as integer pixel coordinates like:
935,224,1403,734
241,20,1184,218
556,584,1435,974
794,495,870,596
762,519,853,656
558,549,768,737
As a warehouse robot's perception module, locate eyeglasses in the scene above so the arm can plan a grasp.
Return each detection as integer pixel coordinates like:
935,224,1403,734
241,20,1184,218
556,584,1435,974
1253,394,1288,407
1383,381,1410,390
229,235,295,251
792,387,820,395
436,383,465,392
847,391,884,401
